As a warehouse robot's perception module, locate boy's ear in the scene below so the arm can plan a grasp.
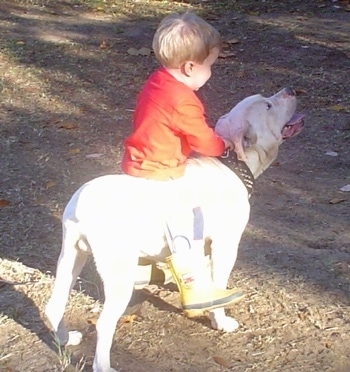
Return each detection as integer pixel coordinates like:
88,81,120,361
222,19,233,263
182,61,194,76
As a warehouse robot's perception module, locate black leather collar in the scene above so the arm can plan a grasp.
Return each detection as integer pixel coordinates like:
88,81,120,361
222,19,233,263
217,150,255,197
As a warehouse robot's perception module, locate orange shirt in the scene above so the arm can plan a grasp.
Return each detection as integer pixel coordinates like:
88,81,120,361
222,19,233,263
121,67,225,180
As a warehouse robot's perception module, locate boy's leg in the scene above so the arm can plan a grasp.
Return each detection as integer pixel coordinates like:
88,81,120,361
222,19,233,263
165,204,244,316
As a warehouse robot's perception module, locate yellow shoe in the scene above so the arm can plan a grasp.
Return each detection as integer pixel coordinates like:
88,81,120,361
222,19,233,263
166,253,244,317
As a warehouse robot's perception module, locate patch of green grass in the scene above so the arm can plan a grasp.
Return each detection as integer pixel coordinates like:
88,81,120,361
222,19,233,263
52,334,86,371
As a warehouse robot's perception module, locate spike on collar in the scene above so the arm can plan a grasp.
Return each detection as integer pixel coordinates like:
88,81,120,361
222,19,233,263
218,150,255,197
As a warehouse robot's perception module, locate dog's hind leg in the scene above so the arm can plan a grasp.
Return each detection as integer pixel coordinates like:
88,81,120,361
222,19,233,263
92,240,138,372
45,221,88,346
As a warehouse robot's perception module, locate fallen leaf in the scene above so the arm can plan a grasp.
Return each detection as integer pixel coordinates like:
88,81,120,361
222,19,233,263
69,148,80,155
227,38,240,44
60,122,78,130
213,355,231,368
329,198,346,204
46,180,56,189
0,199,11,207
99,40,108,49
117,314,137,328
219,51,236,59
138,47,151,56
329,104,347,112
127,47,139,56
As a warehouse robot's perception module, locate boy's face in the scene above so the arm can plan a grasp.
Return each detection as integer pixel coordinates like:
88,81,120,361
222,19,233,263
185,47,219,91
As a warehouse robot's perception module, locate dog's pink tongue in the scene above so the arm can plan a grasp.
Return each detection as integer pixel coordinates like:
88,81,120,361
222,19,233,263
286,113,304,125
282,113,305,139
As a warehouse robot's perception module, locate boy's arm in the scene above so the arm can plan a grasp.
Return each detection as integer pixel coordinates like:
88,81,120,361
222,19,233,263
175,102,227,156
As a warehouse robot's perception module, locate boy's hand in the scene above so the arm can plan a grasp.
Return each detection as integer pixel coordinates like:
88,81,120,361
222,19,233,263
222,138,234,150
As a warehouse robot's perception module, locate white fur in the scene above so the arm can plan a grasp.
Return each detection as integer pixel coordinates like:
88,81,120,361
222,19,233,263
45,88,301,372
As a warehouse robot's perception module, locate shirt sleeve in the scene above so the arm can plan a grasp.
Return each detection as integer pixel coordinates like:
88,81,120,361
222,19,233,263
174,101,225,157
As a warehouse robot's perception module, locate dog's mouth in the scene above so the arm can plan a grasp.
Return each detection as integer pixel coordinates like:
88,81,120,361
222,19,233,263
282,113,305,139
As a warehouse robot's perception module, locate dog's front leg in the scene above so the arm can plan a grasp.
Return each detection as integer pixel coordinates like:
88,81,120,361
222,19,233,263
209,240,240,333
208,308,239,332
209,232,245,332
208,199,249,332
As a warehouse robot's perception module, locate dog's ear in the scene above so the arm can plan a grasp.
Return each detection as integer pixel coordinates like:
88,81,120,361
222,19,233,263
215,113,248,161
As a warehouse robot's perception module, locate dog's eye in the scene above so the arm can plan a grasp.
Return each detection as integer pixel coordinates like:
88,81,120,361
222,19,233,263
266,102,272,110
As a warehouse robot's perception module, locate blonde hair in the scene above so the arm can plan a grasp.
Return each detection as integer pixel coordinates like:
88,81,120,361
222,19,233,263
152,12,221,69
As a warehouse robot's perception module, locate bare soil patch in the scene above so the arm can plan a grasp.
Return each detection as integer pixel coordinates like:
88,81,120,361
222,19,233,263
0,1,349,371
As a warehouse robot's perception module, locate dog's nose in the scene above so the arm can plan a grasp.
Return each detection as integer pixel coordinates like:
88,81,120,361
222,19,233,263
285,87,296,96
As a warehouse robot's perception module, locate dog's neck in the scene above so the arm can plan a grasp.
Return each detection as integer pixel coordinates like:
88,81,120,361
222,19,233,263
219,150,255,197
218,145,279,196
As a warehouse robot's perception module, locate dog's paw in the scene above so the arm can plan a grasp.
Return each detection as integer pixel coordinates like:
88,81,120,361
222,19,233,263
209,309,239,333
67,330,83,346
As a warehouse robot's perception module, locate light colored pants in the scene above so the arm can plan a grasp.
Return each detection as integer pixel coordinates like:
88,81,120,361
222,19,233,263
127,156,242,254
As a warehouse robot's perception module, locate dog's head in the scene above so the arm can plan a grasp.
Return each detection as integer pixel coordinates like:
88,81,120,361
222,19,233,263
215,87,304,166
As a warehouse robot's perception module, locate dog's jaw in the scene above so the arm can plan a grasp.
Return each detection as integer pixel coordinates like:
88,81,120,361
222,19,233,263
244,145,279,179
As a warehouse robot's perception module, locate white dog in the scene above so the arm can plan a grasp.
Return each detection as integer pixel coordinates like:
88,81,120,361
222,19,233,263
45,87,304,371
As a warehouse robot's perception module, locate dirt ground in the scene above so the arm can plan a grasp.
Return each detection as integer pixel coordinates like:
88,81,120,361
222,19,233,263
0,0,349,371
